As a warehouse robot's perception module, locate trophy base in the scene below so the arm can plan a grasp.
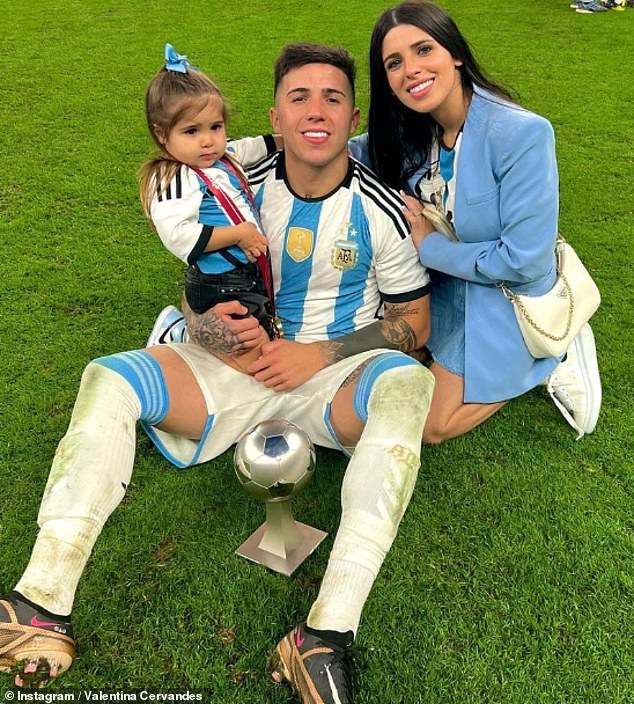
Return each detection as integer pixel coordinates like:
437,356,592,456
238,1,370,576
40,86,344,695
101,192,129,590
235,521,328,576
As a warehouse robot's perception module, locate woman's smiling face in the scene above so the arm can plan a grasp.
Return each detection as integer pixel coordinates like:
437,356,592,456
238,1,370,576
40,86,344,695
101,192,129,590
381,23,464,119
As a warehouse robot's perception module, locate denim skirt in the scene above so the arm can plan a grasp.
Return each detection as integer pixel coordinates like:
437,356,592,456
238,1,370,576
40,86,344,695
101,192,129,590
426,271,466,377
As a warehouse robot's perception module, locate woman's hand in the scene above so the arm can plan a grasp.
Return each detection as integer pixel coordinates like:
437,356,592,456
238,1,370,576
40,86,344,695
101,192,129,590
400,192,434,251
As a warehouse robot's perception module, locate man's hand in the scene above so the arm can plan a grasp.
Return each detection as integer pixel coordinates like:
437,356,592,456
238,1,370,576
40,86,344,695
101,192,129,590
247,296,430,390
248,339,328,391
184,299,266,355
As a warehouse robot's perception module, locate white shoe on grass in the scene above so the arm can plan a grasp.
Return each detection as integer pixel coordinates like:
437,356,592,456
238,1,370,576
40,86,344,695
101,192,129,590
146,305,188,347
546,323,601,439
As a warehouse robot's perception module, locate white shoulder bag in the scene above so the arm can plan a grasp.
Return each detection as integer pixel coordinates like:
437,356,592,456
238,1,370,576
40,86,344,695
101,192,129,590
498,239,601,358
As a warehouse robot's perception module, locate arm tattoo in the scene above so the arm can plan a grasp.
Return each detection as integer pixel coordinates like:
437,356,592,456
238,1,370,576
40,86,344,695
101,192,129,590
183,299,239,354
317,300,420,365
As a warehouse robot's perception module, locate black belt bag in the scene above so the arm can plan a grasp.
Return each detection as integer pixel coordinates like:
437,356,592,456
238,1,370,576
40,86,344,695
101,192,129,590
189,164,281,340
185,263,278,339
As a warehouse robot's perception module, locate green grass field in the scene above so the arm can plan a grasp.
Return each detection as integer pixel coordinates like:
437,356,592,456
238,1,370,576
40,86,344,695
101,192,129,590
1,0,633,701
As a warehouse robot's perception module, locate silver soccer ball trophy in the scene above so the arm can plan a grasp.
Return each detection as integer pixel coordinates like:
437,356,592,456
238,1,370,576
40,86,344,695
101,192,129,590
234,419,327,575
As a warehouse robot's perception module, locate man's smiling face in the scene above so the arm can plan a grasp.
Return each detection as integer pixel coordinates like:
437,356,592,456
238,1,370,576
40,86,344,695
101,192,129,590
270,62,360,172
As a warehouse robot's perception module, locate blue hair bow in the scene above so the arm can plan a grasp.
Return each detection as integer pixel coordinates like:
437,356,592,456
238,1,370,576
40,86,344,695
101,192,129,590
164,43,189,73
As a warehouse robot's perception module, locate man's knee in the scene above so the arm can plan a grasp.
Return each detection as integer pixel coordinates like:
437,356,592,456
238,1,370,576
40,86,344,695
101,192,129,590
38,356,150,526
354,353,434,428
340,358,433,534
91,351,169,425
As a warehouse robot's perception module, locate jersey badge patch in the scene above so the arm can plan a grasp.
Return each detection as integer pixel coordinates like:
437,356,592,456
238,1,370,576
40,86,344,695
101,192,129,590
286,227,314,262
331,239,359,271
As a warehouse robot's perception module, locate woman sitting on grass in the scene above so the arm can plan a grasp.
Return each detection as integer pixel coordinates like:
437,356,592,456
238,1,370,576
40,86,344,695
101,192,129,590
351,0,602,443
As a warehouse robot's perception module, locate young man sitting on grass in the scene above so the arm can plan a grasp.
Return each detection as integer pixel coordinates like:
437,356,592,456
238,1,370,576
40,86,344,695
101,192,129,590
1,43,433,704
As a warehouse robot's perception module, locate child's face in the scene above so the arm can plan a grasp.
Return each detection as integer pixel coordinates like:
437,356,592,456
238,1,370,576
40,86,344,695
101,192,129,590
160,98,227,169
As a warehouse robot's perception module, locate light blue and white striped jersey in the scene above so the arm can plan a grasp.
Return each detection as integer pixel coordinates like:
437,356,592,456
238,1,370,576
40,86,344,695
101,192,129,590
150,135,275,273
415,132,463,233
249,153,430,343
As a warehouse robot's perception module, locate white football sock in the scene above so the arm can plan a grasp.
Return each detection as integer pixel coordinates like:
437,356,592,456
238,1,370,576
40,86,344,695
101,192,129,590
15,362,143,615
307,363,434,635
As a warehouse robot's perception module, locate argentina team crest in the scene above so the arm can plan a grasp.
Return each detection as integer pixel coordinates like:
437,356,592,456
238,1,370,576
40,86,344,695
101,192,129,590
331,240,359,270
331,221,360,271
286,227,314,262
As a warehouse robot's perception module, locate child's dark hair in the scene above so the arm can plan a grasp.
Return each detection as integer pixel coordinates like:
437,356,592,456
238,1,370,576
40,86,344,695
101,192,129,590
273,43,357,100
139,64,227,218
368,0,515,190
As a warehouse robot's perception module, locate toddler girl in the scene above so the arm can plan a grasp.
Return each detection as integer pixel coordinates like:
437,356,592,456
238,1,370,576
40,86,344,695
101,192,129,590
139,44,280,370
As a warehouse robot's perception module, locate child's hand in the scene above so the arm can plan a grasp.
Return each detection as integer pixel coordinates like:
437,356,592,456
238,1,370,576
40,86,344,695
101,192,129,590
236,222,268,262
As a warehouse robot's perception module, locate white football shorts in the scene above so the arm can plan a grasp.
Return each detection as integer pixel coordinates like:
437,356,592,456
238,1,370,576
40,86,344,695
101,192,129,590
143,343,395,468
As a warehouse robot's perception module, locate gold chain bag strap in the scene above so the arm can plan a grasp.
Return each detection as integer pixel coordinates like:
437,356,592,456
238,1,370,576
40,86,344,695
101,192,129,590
498,238,601,358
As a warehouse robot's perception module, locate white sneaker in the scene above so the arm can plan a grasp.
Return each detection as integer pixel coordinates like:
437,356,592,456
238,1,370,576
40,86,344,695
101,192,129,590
146,305,188,347
546,324,601,439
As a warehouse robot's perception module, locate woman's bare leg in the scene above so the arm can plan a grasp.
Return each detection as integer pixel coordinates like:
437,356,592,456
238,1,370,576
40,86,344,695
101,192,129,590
423,362,505,444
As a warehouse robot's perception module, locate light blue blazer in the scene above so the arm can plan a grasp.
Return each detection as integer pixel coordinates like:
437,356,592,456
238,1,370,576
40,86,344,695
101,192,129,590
351,87,561,402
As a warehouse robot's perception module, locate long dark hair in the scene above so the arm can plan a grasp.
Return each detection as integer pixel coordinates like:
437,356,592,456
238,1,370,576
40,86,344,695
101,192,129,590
368,0,515,190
